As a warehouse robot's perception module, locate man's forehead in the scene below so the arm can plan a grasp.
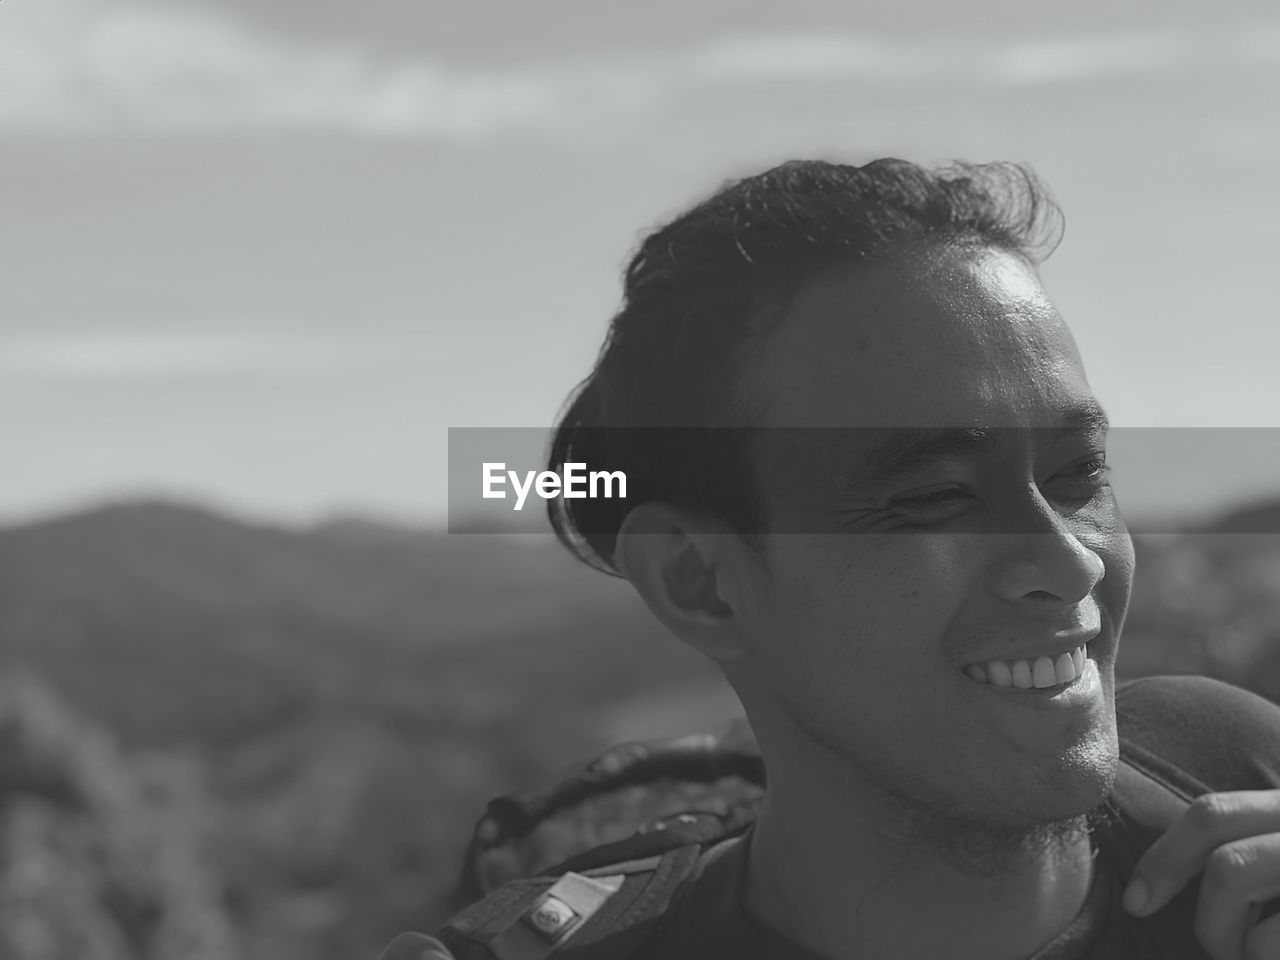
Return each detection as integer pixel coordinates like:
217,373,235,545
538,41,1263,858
793,243,1047,309
755,400,1111,461
744,246,1085,429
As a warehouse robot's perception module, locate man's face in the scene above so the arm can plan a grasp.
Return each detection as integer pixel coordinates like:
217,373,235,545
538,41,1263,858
734,245,1134,838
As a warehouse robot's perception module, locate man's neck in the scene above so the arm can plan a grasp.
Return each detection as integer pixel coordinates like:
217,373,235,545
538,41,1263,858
740,787,1097,960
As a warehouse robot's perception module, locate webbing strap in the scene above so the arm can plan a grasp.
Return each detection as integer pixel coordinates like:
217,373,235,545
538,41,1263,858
487,872,623,960
1100,756,1209,959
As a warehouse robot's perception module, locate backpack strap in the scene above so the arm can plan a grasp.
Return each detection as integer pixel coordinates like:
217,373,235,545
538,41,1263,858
437,839,707,960
455,727,764,905
1096,742,1212,959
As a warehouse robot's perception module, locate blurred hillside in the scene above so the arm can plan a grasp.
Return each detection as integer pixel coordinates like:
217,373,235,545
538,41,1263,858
0,498,1278,959
0,501,716,960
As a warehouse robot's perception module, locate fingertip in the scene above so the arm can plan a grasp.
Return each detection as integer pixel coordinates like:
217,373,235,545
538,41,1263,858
1122,877,1151,916
378,932,455,960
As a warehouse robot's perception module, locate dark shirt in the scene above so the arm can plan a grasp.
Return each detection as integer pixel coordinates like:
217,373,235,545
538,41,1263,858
640,828,1135,959
636,675,1280,959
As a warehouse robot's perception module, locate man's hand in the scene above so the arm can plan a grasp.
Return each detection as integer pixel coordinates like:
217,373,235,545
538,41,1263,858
377,933,455,960
1123,790,1280,960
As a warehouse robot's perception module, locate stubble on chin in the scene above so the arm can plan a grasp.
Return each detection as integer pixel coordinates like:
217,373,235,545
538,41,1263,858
777,689,1120,880
871,749,1120,881
816,715,1118,881
894,804,1109,881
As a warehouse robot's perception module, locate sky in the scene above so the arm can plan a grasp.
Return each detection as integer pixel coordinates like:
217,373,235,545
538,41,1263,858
2,0,1279,528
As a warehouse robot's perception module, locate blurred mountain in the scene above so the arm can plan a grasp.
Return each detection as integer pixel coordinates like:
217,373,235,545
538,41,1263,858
0,498,611,648
0,498,708,749
1203,497,1280,538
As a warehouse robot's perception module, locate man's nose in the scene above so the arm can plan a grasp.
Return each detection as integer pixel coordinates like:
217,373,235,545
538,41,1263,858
988,528,1107,606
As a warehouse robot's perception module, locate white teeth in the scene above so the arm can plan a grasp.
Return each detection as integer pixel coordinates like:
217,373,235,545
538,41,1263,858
987,661,1013,687
1032,657,1057,688
1053,652,1076,684
965,644,1091,689
1010,660,1034,689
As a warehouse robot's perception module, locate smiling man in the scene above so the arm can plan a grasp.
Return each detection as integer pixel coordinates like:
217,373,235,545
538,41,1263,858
670,242,1131,959
398,160,1280,960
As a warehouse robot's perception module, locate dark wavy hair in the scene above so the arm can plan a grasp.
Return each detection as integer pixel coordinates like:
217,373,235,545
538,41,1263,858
547,158,1064,573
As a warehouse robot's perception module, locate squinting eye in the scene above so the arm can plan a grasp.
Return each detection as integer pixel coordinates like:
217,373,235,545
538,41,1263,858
1067,455,1108,481
1050,456,1111,499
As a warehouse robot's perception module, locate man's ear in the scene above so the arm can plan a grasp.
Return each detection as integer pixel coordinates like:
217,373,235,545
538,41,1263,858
613,502,759,662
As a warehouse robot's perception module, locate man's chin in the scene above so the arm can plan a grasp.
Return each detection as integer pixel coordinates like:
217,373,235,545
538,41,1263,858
905,749,1119,880
922,804,1105,881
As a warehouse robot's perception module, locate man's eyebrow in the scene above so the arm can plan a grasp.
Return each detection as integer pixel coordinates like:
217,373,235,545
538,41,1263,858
844,428,999,489
1046,401,1111,441
841,401,1111,490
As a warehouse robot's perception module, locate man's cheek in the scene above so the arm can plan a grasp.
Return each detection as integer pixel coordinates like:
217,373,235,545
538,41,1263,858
1092,545,1134,645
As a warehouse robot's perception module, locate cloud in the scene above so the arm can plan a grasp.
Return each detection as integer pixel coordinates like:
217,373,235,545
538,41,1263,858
1234,22,1280,62
985,34,1191,84
687,34,950,82
0,1,559,140
0,331,370,381
1,3,1277,140
684,31,1200,87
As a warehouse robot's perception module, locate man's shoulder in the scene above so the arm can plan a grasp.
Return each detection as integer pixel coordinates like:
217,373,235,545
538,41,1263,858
1116,673,1280,792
